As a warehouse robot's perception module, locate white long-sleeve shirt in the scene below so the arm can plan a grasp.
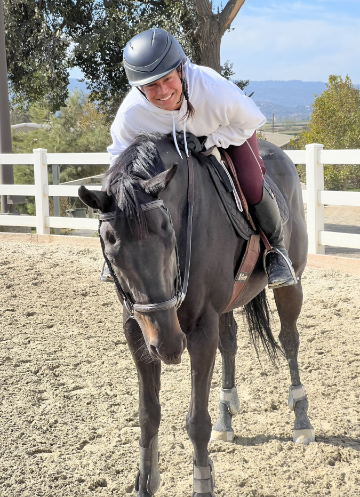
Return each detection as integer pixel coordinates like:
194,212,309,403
108,61,266,165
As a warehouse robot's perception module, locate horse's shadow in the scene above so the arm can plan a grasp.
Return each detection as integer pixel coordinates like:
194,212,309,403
232,434,360,451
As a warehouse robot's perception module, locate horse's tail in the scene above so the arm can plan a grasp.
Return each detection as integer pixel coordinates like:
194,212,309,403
243,289,281,365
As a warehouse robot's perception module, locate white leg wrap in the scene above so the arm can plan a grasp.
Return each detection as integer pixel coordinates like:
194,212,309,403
219,387,240,415
135,434,160,496
193,458,215,495
288,384,307,411
211,428,234,442
293,428,315,445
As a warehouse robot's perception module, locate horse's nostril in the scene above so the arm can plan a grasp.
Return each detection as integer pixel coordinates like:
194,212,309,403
150,344,159,357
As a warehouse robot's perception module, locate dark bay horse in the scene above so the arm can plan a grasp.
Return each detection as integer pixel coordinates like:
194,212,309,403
79,133,314,497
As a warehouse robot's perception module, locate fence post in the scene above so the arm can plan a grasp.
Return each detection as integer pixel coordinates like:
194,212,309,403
33,148,50,235
306,143,324,254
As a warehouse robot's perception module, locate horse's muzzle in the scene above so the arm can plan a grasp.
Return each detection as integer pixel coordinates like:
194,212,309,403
149,332,187,365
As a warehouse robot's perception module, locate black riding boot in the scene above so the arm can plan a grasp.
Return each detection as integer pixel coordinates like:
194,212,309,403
250,181,297,288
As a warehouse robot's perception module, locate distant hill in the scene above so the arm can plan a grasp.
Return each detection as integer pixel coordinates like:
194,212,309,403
246,80,360,120
68,78,359,121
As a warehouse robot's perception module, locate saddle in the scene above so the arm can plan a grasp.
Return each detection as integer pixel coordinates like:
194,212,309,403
204,147,289,313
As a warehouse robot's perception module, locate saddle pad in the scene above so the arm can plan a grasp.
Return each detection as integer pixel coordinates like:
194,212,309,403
207,160,255,240
207,160,290,240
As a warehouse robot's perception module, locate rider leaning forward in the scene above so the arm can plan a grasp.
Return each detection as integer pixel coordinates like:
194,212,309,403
102,28,297,289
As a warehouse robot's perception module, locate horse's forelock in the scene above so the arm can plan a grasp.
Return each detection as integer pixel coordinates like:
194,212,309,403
104,133,166,237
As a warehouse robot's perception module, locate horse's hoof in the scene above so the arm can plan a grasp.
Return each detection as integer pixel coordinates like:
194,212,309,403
293,428,315,445
211,428,234,442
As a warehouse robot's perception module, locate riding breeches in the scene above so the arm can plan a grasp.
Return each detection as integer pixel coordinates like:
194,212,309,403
226,132,266,206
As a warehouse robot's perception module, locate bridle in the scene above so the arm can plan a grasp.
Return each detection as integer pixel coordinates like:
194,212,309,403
98,153,194,319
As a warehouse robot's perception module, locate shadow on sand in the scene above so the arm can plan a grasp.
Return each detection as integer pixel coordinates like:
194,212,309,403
233,433,360,451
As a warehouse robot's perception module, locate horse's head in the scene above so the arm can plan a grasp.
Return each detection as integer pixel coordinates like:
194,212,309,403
79,134,187,365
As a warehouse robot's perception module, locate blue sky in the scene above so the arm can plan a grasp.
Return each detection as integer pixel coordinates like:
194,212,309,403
218,0,360,83
69,0,360,83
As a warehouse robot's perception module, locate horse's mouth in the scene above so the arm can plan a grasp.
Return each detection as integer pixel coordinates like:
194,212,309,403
149,345,182,365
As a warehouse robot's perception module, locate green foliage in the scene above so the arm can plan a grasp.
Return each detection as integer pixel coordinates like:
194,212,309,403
290,75,360,190
4,0,70,111
12,90,110,214
220,60,252,96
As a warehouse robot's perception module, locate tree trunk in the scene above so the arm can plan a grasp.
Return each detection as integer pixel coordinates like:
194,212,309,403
192,0,246,73
194,17,222,72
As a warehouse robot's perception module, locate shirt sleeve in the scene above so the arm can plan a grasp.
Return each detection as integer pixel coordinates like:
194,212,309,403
107,115,138,167
204,84,266,149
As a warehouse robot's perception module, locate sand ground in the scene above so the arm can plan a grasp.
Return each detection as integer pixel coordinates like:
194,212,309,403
1,236,360,497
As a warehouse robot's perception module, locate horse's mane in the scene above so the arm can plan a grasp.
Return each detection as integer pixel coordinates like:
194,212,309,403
104,132,166,234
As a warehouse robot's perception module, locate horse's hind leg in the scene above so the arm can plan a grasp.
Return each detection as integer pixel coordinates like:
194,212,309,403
273,279,315,444
211,311,240,442
123,315,161,496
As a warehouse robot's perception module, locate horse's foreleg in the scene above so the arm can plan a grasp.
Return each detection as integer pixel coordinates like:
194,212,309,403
273,280,315,445
211,312,240,443
124,315,161,497
186,312,218,497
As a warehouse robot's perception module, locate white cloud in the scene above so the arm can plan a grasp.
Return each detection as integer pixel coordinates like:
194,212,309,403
221,15,360,82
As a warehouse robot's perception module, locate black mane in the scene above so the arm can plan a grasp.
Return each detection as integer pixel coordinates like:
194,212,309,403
104,133,166,233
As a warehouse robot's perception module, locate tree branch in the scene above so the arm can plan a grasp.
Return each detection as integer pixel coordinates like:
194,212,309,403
192,0,213,18
220,0,246,32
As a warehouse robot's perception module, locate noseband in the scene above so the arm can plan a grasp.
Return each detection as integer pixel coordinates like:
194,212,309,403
98,153,194,319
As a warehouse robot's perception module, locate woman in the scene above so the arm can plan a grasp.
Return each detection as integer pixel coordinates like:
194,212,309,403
102,28,296,288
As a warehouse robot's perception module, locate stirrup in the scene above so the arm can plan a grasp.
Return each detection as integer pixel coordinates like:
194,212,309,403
99,261,114,282
263,247,298,288
193,458,215,495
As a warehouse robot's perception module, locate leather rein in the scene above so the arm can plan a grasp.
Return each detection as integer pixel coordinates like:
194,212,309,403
98,153,195,319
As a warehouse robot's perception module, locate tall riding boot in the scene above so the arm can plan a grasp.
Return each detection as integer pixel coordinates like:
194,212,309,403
250,181,297,288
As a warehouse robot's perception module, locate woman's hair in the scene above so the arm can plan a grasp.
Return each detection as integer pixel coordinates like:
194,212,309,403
177,64,195,122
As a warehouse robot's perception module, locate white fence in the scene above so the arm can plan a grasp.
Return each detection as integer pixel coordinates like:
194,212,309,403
0,144,360,255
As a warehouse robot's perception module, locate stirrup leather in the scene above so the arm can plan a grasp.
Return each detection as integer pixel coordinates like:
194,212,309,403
263,247,298,287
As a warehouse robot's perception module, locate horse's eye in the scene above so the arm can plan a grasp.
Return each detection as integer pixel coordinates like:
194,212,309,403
161,221,168,231
106,231,116,244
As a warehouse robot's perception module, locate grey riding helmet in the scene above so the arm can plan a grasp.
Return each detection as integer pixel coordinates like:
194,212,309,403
123,28,186,86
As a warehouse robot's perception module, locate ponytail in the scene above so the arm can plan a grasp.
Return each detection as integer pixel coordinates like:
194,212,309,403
177,64,195,122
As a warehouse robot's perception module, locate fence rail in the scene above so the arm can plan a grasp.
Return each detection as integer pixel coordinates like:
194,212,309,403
0,145,360,255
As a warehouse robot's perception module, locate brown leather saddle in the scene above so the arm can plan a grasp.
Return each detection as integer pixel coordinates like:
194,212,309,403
204,148,289,313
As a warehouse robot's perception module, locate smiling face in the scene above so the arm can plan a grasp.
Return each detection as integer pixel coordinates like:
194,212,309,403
141,68,183,111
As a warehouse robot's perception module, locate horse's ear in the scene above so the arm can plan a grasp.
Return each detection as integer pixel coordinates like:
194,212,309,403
78,185,112,212
138,163,178,197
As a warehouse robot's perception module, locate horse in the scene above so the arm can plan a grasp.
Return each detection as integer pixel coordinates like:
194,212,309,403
78,133,313,497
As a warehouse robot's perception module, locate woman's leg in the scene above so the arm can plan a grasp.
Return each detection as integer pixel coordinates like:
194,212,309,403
227,132,297,288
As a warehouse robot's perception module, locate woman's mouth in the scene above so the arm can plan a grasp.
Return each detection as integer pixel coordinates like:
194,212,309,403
158,93,174,102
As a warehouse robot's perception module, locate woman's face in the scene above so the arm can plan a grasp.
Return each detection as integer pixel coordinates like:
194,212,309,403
141,68,183,111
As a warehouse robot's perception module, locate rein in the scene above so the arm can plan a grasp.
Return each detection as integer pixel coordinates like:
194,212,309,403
98,153,195,318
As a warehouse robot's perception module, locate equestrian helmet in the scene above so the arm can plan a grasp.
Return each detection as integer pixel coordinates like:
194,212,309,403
123,28,186,87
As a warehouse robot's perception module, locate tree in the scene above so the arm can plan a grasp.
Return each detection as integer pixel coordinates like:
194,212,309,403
4,1,247,116
192,0,245,72
12,90,110,215
290,75,360,190
4,0,70,111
